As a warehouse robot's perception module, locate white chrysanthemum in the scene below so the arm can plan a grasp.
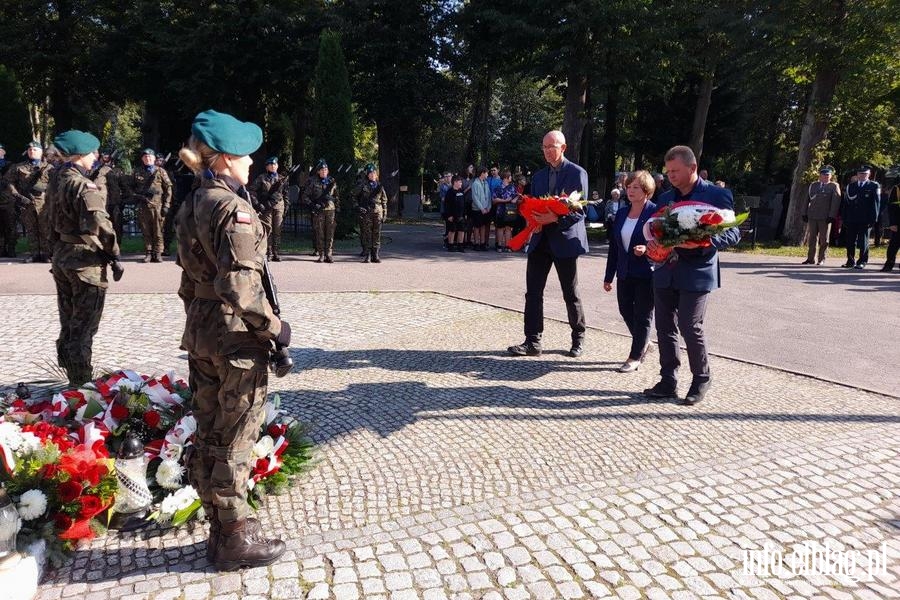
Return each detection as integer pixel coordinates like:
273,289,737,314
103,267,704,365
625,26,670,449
17,489,48,520
0,421,24,451
719,209,736,222
252,436,274,460
676,209,700,230
16,431,41,455
156,459,184,490
159,485,198,517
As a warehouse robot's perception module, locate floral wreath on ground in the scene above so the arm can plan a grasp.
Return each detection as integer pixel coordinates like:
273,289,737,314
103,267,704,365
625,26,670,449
0,369,314,561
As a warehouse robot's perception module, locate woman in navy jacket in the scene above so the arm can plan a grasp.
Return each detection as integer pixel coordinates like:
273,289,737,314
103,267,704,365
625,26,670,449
603,171,657,372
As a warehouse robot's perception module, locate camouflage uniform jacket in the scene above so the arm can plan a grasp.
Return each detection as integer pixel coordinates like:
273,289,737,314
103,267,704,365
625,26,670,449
354,180,387,215
176,176,283,360
247,172,286,212
2,160,52,207
302,176,338,212
130,165,173,210
92,164,124,205
50,163,119,287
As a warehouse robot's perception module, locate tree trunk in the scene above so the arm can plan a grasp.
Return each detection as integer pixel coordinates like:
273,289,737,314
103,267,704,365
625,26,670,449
599,83,620,196
561,70,589,163
377,120,400,217
783,68,840,243
689,72,715,160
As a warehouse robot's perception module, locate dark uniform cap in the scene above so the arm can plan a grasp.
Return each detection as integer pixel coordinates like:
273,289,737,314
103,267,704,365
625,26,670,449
315,159,328,171
191,109,263,156
365,163,376,173
142,148,156,157
0,144,5,150
266,156,279,165
857,164,871,173
53,130,101,155
819,166,834,174
26,141,42,149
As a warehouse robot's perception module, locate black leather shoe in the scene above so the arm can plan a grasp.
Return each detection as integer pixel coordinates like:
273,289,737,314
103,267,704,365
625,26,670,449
881,264,894,272
800,259,814,265
841,261,855,268
508,342,541,357
853,263,866,270
644,381,677,399
682,379,710,406
567,343,583,358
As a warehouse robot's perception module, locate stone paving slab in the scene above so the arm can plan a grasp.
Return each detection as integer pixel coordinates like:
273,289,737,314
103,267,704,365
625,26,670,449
1,292,897,599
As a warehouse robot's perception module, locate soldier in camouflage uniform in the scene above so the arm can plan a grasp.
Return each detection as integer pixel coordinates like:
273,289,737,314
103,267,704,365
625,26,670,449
354,163,387,263
176,109,289,570
130,148,172,262
0,144,16,257
302,159,338,263
48,130,123,387
91,150,126,242
3,141,53,262
247,156,287,261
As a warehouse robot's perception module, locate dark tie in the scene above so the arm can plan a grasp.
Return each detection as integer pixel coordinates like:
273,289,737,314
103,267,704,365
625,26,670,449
548,169,558,195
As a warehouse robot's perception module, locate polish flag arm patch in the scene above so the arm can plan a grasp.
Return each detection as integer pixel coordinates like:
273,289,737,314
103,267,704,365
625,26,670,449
235,211,253,224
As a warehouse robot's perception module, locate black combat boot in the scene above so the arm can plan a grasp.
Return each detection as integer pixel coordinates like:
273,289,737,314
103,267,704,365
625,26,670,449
371,248,381,263
271,253,281,262
214,518,286,571
150,253,162,263
316,252,324,263
141,253,152,263
324,253,334,263
362,248,370,263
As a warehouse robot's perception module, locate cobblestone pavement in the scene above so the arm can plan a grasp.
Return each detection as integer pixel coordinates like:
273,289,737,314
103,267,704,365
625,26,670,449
0,292,897,600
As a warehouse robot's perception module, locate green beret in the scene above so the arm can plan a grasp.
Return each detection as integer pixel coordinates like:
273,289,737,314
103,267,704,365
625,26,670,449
191,109,262,156
27,141,42,149
0,144,5,150
365,163,376,173
53,130,100,156
142,148,156,157
266,156,279,165
819,166,834,174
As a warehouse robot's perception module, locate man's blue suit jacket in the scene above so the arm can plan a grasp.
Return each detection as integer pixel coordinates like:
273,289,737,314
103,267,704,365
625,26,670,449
528,158,589,258
653,178,741,292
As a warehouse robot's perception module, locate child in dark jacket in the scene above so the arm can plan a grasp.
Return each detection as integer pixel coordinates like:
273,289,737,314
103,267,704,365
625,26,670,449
442,175,467,252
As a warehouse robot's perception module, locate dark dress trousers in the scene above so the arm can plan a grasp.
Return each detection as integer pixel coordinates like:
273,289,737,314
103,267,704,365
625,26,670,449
524,158,589,345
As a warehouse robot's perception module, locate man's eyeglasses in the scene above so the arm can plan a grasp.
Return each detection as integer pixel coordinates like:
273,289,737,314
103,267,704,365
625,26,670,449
541,144,562,150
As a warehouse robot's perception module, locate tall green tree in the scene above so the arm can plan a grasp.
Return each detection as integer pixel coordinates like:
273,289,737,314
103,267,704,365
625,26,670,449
0,66,33,153
311,29,356,237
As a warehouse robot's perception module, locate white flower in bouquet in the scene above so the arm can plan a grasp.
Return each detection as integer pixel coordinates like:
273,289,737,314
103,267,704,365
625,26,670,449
159,485,199,519
17,489,48,520
719,209,736,222
16,431,41,455
676,209,700,230
156,458,185,490
252,435,275,460
0,421,24,450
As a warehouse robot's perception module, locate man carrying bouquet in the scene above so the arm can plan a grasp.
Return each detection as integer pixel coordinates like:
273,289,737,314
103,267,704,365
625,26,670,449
507,130,589,358
645,146,741,405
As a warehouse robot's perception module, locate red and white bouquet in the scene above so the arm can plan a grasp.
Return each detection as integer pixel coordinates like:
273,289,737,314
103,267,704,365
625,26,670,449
642,201,748,262
508,191,586,252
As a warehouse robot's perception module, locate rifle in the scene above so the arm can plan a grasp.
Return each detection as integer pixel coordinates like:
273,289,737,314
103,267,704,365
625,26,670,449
261,259,293,377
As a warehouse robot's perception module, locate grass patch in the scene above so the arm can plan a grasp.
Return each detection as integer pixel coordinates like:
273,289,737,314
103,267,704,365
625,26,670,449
726,240,887,259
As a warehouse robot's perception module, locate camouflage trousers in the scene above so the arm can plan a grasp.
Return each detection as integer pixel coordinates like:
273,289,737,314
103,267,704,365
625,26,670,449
52,264,106,387
162,199,182,254
359,209,384,250
20,196,52,257
312,209,336,255
107,202,124,243
259,204,285,256
138,203,164,254
0,200,16,256
187,351,269,523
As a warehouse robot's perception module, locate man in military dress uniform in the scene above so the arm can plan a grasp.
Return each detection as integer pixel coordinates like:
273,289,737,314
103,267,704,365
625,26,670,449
130,148,172,262
801,166,842,265
354,163,387,263
0,144,16,257
841,165,881,269
247,156,287,261
302,159,338,263
2,141,53,262
49,130,123,387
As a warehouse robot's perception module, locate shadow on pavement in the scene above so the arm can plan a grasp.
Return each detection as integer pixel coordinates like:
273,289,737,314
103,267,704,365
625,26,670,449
721,262,900,291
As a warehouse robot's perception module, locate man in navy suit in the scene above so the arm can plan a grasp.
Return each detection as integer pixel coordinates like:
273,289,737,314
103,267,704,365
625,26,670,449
508,130,590,358
645,146,741,405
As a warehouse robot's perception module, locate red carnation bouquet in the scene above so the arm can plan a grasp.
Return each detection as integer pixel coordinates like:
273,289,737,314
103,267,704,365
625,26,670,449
508,191,586,252
642,201,748,262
